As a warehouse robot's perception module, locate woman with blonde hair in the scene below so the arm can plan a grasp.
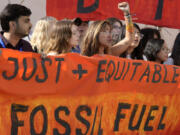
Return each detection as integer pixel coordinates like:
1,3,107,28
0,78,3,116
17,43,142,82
44,20,80,56
81,2,135,56
30,16,57,53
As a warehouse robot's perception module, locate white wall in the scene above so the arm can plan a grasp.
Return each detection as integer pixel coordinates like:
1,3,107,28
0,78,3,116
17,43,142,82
0,0,179,49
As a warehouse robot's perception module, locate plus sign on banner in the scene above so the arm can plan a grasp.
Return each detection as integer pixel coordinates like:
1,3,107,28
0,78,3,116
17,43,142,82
46,0,180,29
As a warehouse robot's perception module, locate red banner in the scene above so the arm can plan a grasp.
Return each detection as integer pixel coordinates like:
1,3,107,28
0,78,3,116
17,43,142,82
46,0,180,29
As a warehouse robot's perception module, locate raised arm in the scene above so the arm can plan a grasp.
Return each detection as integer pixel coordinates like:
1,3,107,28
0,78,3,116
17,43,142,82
111,2,134,56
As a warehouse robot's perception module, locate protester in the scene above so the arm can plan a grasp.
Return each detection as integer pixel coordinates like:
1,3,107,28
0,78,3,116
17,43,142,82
73,17,89,43
135,28,161,60
81,2,134,56
164,32,180,66
0,4,33,52
106,17,123,45
81,20,111,56
30,16,57,53
44,20,80,56
72,17,89,53
143,39,169,64
119,23,142,59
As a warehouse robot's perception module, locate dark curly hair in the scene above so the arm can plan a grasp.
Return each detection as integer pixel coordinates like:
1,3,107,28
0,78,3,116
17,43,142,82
143,39,164,61
134,28,161,60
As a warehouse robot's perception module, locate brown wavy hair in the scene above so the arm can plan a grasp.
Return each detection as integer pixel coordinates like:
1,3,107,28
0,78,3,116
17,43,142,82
81,20,111,56
44,20,73,55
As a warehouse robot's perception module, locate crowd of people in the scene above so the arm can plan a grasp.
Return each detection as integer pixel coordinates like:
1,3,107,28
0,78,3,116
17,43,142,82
0,2,180,66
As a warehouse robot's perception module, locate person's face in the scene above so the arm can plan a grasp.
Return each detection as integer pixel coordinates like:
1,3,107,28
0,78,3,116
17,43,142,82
14,16,32,38
69,24,80,47
111,22,121,44
78,22,88,38
131,27,141,48
99,25,112,47
156,43,169,62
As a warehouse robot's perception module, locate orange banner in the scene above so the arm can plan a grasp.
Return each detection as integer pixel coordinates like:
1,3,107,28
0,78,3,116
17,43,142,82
0,48,180,135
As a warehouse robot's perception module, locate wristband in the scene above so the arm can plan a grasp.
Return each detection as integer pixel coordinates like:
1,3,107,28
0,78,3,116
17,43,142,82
126,22,134,33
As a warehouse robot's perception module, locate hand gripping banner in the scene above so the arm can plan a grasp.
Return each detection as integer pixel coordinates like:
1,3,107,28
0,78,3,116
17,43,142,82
46,0,180,29
0,48,180,134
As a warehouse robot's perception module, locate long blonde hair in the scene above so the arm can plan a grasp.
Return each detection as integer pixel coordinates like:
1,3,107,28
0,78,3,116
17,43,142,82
30,16,57,53
81,20,111,56
44,20,73,55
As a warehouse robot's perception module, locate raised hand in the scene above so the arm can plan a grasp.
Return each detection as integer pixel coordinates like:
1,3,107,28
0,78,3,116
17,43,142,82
118,2,130,15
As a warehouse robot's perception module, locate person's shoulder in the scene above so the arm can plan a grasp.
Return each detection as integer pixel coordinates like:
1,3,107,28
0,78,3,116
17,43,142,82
0,32,5,41
142,54,148,61
21,39,31,45
163,57,174,65
20,39,32,48
20,39,34,52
